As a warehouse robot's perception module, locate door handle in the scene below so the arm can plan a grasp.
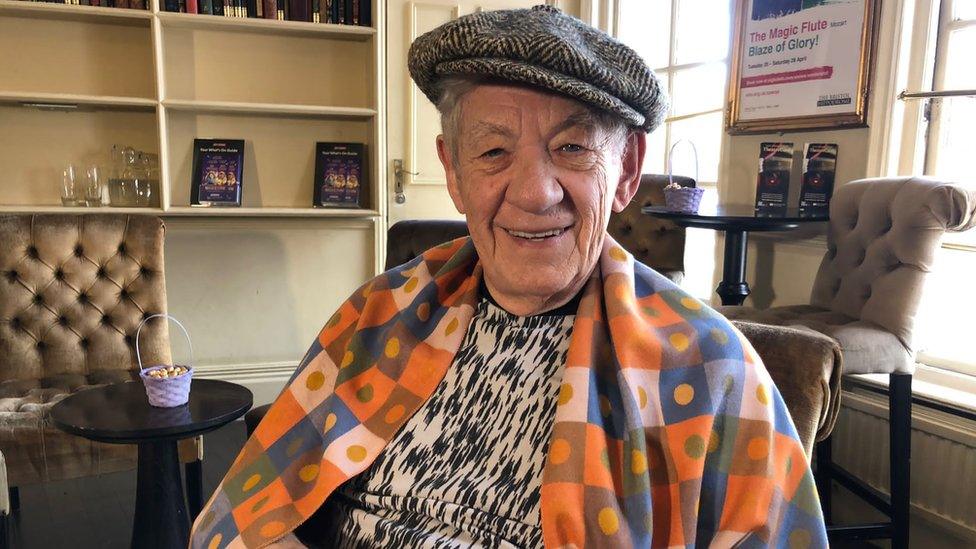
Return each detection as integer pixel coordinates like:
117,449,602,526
393,159,419,204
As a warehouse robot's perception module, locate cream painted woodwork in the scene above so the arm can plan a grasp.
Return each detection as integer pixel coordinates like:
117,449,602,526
0,0,387,399
0,0,385,223
384,0,578,225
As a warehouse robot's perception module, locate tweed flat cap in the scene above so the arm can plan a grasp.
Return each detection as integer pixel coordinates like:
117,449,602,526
408,5,668,132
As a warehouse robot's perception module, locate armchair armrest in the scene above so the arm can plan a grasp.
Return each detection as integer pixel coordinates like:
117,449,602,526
732,320,843,458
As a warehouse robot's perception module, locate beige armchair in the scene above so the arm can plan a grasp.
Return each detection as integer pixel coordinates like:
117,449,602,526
719,176,976,548
0,214,202,539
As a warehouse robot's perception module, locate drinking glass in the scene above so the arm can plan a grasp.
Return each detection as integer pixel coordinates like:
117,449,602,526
60,164,81,207
84,165,103,207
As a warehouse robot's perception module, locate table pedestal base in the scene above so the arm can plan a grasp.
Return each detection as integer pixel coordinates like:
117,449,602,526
717,230,751,306
132,440,190,549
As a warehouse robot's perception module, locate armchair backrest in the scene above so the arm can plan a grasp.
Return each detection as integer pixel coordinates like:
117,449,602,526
811,177,976,350
606,173,694,281
0,215,171,384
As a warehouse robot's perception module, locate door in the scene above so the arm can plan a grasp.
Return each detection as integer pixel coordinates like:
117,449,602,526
385,0,578,225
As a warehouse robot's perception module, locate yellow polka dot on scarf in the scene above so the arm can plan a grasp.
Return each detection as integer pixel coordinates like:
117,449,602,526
748,437,769,460
259,521,286,539
680,297,701,310
631,450,648,475
347,445,368,462
557,383,573,406
299,464,319,482
609,247,627,261
305,371,325,391
323,413,337,433
674,383,694,405
242,474,261,492
341,351,354,368
669,332,690,352
756,384,770,405
445,317,459,336
638,386,648,409
598,507,619,535
207,534,222,549
711,328,729,344
550,439,571,464
385,337,400,358
404,277,419,293
385,404,406,424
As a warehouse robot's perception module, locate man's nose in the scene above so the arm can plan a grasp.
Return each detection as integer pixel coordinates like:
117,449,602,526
503,146,564,213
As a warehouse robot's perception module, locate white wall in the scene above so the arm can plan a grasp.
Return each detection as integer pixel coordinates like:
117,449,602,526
163,218,375,404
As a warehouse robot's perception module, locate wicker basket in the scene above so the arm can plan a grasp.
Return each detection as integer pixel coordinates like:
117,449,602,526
663,186,705,213
136,314,194,408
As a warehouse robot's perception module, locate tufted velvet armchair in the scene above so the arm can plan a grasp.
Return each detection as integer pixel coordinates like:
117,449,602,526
0,214,202,535
718,177,976,548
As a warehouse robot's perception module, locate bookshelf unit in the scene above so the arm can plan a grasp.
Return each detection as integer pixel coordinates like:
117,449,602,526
0,0,386,225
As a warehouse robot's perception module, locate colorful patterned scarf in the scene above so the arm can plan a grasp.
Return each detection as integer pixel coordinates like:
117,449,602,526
190,236,826,548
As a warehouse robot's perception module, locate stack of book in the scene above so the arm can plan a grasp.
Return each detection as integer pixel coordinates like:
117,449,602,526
163,0,371,25
12,0,147,8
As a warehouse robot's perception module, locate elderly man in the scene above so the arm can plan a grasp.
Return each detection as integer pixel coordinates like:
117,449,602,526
191,6,826,548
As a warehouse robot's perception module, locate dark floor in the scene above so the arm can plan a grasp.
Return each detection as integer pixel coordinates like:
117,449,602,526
7,420,247,549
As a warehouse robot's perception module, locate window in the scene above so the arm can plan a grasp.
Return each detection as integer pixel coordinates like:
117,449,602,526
614,0,733,185
891,0,976,378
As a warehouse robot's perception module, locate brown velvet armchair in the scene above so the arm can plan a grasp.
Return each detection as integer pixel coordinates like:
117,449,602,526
0,214,202,536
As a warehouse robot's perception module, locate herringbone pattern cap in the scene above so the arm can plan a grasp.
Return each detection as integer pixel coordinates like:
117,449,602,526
408,5,669,133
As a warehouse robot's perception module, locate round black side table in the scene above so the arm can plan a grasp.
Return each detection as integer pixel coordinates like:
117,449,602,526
644,204,828,305
51,379,252,549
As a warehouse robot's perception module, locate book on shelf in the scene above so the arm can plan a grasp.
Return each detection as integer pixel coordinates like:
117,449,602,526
799,143,838,211
191,139,245,207
754,142,793,211
313,142,365,209
156,0,370,24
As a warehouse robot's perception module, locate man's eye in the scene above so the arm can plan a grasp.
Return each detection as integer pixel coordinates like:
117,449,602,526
481,148,505,158
557,143,585,153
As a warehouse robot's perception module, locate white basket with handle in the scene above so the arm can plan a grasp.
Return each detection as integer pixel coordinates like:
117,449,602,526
136,314,194,408
664,139,705,213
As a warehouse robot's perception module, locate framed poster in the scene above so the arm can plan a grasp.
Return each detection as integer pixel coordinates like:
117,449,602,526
726,0,879,134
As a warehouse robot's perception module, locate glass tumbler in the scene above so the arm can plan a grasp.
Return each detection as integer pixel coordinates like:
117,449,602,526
84,165,103,207
60,164,81,207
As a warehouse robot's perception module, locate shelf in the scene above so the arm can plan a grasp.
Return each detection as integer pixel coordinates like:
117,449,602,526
163,207,380,218
0,206,164,215
0,0,151,25
0,91,157,112
162,99,375,119
156,11,374,40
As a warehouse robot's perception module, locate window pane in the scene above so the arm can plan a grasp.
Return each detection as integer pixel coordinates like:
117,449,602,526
675,0,731,64
953,1,976,21
915,247,976,370
931,96,976,183
668,112,723,183
643,123,668,175
616,0,671,69
943,27,976,89
671,63,727,116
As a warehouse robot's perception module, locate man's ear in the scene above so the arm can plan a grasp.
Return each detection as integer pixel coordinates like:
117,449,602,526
436,135,466,215
611,130,646,213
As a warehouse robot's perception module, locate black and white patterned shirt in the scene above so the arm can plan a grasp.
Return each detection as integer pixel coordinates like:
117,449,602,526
317,293,576,548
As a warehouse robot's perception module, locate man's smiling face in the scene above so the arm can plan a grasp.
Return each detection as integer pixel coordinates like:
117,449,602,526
436,83,644,315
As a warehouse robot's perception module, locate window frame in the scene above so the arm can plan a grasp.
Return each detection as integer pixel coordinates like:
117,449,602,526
612,0,733,187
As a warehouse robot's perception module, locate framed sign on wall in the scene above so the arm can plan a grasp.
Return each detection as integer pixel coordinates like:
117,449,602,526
726,0,880,134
